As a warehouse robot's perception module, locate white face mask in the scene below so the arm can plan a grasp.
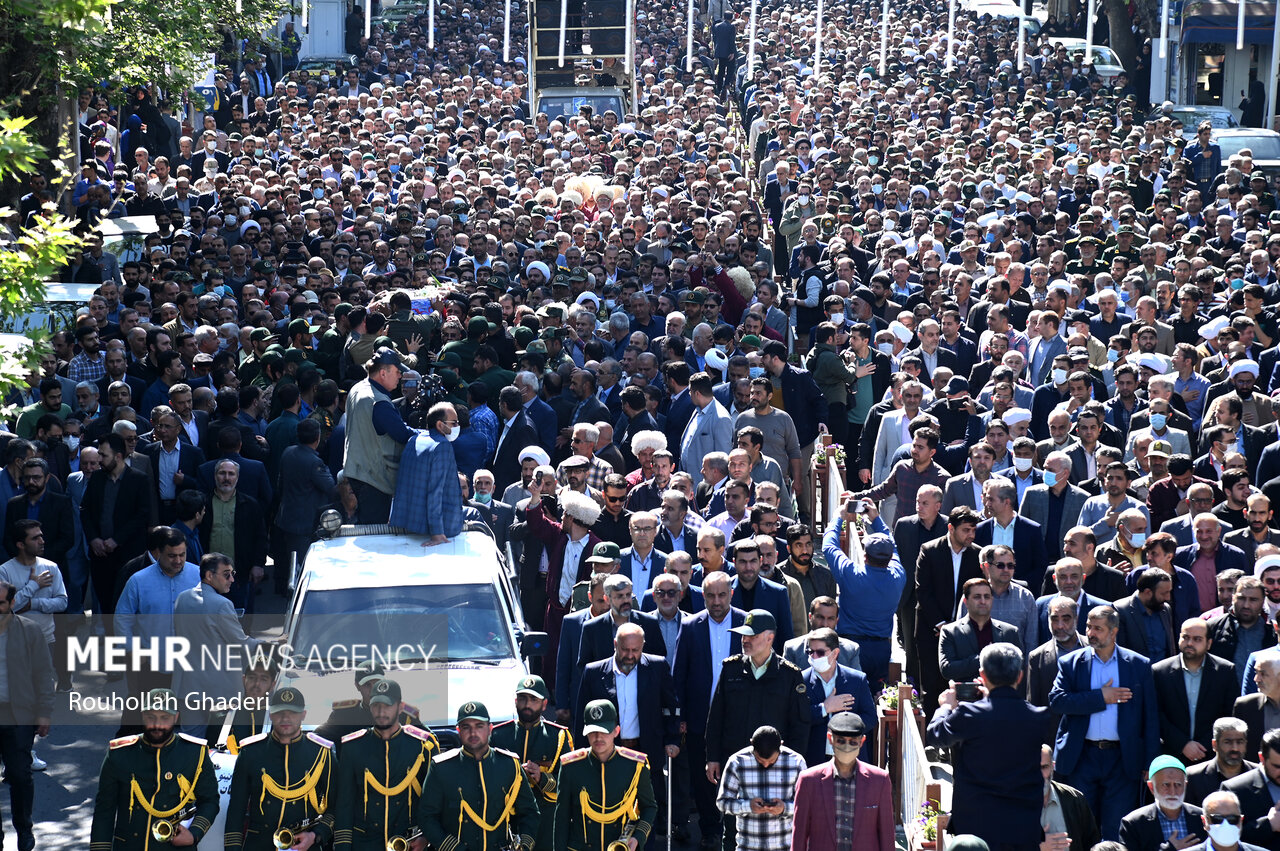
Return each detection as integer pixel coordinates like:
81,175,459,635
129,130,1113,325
1014,456,1033,472
797,194,811,206
446,425,460,442
1052,368,1068,385
878,342,895,355
1207,821,1240,847
1129,532,1147,548
810,654,833,674
829,313,845,325
207,141,217,151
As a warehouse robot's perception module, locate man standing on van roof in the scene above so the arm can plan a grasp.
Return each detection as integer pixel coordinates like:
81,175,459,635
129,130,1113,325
390,402,463,544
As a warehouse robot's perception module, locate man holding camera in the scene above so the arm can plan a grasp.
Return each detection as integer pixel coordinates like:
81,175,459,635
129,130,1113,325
925,642,1046,851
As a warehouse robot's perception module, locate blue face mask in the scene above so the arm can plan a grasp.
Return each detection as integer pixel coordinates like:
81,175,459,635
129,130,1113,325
313,188,325,199
1149,413,1167,431
749,366,766,379
474,492,492,504
389,163,400,173
1106,348,1120,363
1231,278,1244,290
1067,142,1078,154
1043,469,1058,487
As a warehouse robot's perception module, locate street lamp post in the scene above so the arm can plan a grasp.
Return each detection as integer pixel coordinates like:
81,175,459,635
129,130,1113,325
945,0,956,72
880,0,889,76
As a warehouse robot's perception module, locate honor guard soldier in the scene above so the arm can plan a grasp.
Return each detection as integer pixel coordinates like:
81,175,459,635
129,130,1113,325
333,678,439,851
225,688,336,851
316,662,423,754
206,657,275,754
90,689,221,851
492,676,573,851
420,701,542,851
554,700,657,851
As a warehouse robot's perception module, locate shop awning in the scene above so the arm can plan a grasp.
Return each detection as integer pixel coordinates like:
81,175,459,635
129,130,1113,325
1181,0,1280,42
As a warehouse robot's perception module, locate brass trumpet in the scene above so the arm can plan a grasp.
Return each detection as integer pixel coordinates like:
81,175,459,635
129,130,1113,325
274,817,320,850
151,806,197,843
607,841,630,851
386,827,423,851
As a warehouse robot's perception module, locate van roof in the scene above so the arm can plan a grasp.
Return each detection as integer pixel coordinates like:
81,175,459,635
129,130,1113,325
302,530,505,591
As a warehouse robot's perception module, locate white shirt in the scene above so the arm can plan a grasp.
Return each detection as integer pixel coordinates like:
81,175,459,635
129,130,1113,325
179,414,200,446
616,664,640,738
709,613,732,695
560,536,587,606
950,544,965,607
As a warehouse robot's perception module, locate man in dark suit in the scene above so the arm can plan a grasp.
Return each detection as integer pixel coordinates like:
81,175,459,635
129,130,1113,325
1029,595,1085,743
576,573,668,668
553,574,608,725
270,420,336,595
465,469,515,555
81,433,152,615
927,642,1047,850
892,485,947,674
489,387,541,494
4,458,75,567
904,319,958,383
1119,755,1208,851
940,578,1024,687
1020,452,1091,561
801,628,876,767
195,433,272,508
196,459,268,614
915,507,983,707
1225,494,1280,563
141,408,204,525
526,487,602,692
1049,604,1160,840
1222,727,1280,850
1115,571,1176,661
671,572,743,850
974,477,1047,587
729,539,792,651
1174,515,1250,579
567,369,610,429
1153,619,1238,760
575,623,680,815
1232,653,1280,758
1186,718,1254,807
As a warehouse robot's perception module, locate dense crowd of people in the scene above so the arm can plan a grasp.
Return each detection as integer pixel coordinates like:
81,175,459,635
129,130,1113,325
7,0,1280,846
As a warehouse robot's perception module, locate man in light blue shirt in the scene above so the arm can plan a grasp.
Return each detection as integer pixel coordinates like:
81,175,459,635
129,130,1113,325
1079,462,1151,545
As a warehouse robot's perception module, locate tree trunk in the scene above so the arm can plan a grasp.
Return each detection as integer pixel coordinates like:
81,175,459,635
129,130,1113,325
1103,0,1140,72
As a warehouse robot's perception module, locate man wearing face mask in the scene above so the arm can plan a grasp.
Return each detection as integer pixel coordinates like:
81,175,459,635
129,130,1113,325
467,468,514,555
1192,790,1267,851
1118,755,1208,851
389,402,463,545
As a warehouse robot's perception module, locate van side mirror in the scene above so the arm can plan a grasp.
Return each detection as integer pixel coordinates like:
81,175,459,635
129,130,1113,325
520,632,550,658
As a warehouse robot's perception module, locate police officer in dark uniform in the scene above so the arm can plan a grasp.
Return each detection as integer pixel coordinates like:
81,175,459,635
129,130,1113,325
315,662,422,754
554,699,657,851
333,678,439,851
420,701,541,851
90,688,221,851
704,610,810,850
225,687,336,851
492,676,573,851
205,657,275,754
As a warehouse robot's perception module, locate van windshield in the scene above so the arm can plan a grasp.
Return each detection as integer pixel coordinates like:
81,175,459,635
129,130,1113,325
290,584,515,662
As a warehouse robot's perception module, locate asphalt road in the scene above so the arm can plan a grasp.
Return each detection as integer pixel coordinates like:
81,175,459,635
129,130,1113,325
32,593,292,851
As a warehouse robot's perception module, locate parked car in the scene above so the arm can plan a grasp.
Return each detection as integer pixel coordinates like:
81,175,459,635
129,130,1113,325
1211,128,1280,185
1050,38,1125,83
1146,104,1239,138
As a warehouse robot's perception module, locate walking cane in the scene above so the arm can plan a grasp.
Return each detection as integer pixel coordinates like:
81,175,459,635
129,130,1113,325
666,752,673,851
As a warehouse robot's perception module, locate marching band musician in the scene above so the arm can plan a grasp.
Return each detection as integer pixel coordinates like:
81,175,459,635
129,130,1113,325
224,687,336,851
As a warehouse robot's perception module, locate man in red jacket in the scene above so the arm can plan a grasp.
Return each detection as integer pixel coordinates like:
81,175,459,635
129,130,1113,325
791,713,894,851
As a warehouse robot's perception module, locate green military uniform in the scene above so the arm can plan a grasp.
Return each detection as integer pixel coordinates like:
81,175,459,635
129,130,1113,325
225,688,336,851
421,702,542,851
204,705,267,754
90,692,221,851
224,729,335,849
569,581,592,612
315,664,423,754
477,364,517,402
554,701,657,851
492,681,574,851
333,680,439,851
